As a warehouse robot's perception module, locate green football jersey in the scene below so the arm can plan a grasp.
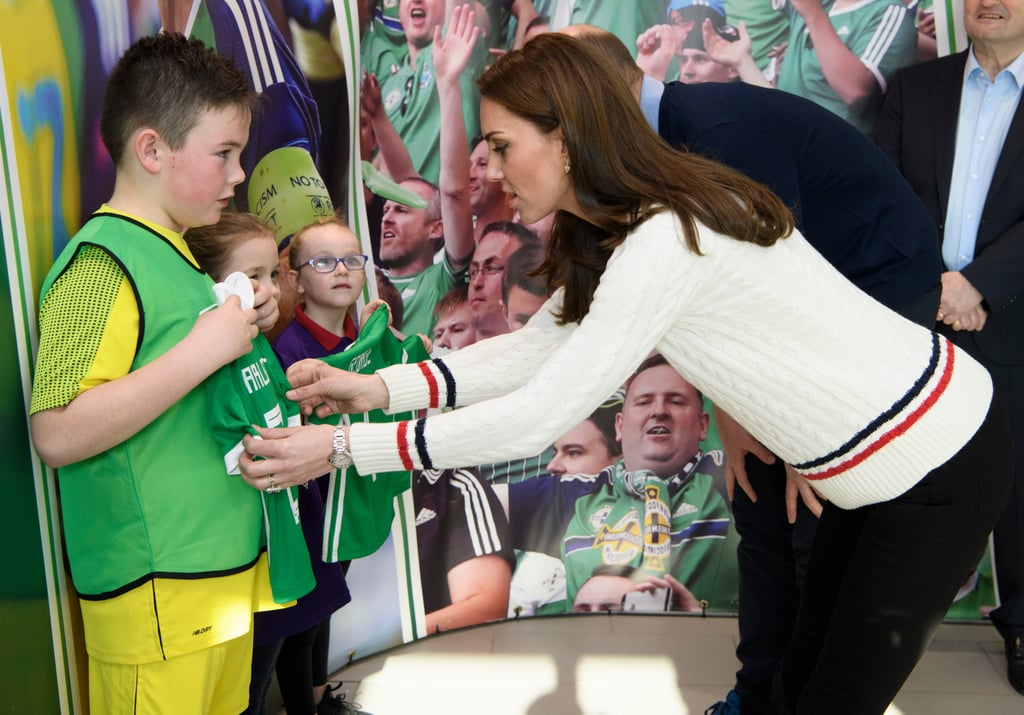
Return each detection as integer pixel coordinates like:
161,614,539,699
777,0,916,134
386,258,468,338
724,0,788,71
319,307,431,562
207,333,315,604
380,43,484,184
562,457,738,612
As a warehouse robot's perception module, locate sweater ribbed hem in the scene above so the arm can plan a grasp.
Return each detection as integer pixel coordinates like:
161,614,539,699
801,345,992,508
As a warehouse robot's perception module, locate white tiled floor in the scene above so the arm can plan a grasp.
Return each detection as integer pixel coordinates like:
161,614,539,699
320,614,1023,715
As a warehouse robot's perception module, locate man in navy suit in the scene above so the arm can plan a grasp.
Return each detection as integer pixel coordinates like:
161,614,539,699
562,24,946,715
876,0,1024,695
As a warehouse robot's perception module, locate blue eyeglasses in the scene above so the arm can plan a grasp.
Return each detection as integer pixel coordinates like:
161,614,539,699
301,255,369,273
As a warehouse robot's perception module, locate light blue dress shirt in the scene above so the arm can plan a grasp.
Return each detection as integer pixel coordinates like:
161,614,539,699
640,75,665,133
943,48,1024,271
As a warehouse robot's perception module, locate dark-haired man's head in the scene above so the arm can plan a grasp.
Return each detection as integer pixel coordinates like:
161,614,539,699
617,355,707,477
469,221,540,336
547,404,622,476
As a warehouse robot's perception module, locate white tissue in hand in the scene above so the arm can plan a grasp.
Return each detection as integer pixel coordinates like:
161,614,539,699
212,271,255,310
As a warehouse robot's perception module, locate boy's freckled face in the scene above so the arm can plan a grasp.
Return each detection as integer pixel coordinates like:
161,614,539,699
161,105,250,232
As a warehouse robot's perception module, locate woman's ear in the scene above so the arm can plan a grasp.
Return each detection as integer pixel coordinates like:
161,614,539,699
558,131,569,160
557,131,572,172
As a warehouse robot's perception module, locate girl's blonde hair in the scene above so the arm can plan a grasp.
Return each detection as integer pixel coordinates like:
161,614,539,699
287,215,359,271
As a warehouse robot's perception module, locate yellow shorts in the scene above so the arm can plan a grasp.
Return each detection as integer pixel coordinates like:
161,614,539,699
88,629,253,715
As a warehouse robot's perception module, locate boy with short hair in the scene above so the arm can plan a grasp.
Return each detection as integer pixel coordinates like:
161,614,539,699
30,33,278,714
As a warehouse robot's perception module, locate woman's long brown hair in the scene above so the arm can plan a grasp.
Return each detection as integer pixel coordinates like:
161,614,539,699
477,33,794,324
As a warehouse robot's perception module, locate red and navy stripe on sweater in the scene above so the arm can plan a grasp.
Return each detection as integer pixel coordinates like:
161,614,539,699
397,358,457,469
796,332,954,481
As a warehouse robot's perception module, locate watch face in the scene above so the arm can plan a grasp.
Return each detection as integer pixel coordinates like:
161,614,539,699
330,427,353,470
329,452,353,470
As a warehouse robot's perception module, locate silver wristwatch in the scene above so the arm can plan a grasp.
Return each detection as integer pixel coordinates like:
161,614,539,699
328,425,353,470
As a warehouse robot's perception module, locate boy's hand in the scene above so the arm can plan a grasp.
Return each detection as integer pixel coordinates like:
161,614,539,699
192,294,258,366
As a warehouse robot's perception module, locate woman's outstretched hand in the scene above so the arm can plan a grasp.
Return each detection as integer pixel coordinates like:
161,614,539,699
285,359,390,418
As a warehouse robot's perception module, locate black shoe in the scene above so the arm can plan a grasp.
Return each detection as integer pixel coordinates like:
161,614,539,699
318,682,372,714
1007,637,1024,695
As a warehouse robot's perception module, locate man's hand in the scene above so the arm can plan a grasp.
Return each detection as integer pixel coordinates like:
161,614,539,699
938,271,988,332
360,71,383,120
784,464,826,523
416,332,433,354
918,8,936,38
702,19,752,71
285,359,390,418
471,297,512,338
789,0,826,20
768,41,788,60
702,19,771,87
716,407,776,503
640,574,702,613
636,24,677,81
432,4,479,85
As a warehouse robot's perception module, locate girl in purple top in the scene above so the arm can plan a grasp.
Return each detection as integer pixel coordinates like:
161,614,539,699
249,216,376,715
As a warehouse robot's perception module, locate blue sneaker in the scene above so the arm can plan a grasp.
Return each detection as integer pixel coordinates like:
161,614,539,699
704,689,740,715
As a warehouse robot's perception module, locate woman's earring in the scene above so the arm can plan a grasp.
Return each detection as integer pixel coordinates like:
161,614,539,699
564,161,571,174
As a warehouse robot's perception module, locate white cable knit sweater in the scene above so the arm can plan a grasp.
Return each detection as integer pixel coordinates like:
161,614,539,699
351,211,992,509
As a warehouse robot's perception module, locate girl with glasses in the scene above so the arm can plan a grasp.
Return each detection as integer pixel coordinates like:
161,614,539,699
273,216,381,369
262,214,380,715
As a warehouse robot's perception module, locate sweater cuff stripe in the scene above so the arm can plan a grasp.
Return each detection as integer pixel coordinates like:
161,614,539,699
396,422,415,470
417,361,440,409
432,358,456,408
803,336,955,480
413,418,432,469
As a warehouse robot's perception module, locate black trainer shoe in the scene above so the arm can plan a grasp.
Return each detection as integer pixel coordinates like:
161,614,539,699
1007,636,1024,695
318,682,372,715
